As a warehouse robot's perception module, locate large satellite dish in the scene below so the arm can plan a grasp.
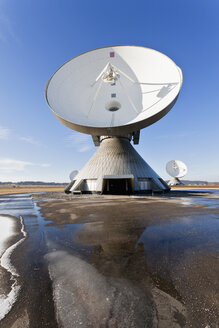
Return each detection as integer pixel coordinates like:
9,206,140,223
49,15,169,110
45,45,182,136
166,160,187,186
45,45,183,194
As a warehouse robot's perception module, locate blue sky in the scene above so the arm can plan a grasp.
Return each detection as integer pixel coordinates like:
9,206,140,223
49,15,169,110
0,0,219,182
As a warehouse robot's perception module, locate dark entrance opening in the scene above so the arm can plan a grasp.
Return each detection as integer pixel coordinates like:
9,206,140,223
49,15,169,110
103,178,132,195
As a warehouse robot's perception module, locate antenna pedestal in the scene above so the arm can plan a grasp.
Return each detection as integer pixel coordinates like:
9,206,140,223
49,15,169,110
168,177,184,186
65,137,169,194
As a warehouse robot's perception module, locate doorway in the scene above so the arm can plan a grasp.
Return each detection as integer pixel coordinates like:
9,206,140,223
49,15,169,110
103,178,132,195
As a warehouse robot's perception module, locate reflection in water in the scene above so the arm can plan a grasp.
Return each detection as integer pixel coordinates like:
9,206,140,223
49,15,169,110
76,219,183,300
40,191,219,327
1,192,218,327
177,196,219,208
46,217,187,327
77,221,149,281
60,219,185,327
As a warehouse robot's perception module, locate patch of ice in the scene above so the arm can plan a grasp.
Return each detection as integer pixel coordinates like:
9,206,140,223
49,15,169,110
0,216,16,257
46,247,154,327
0,216,27,321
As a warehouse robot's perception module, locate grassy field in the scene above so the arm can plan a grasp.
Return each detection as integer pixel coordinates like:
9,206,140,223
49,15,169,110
0,185,67,195
0,184,219,196
171,184,219,190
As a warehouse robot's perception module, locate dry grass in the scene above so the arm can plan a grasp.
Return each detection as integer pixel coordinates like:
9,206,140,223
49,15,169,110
0,184,219,196
171,184,219,190
0,185,67,195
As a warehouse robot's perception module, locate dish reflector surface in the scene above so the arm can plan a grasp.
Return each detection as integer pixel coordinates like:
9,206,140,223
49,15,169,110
69,170,78,181
46,46,182,135
166,160,187,178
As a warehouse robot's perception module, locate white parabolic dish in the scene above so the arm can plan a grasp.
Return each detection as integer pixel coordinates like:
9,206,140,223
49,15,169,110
45,45,183,136
166,160,188,178
69,170,78,181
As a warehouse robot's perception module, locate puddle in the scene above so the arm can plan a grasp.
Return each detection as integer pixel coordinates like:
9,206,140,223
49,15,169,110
171,190,219,208
0,192,218,327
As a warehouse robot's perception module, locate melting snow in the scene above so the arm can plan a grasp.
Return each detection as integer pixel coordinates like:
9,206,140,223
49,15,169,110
0,215,27,321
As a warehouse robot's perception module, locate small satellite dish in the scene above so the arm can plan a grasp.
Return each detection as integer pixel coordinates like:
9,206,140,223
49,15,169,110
69,170,78,181
166,160,187,186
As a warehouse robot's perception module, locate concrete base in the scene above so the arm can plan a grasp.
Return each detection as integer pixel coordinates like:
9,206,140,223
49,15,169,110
66,137,170,194
168,177,183,186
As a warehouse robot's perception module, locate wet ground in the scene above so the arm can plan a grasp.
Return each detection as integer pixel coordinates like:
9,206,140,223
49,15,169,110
0,191,218,328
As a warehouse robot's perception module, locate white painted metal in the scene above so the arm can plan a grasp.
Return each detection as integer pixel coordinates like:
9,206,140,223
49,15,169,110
166,160,187,178
168,177,183,186
45,45,183,136
84,179,97,191
69,170,78,181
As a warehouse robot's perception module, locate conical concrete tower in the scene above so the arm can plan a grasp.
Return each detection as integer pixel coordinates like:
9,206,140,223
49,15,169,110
65,137,169,194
